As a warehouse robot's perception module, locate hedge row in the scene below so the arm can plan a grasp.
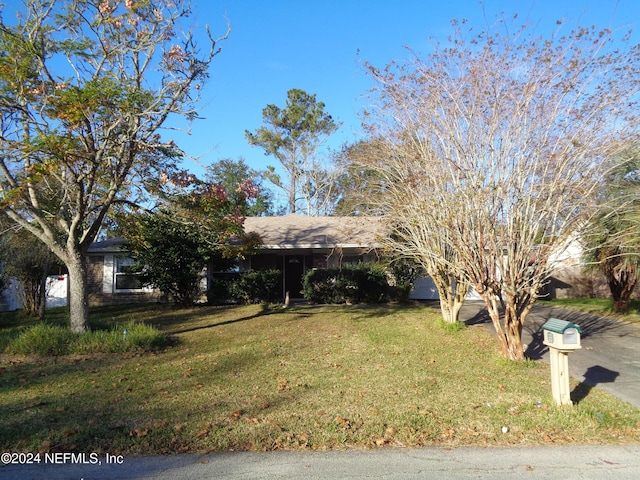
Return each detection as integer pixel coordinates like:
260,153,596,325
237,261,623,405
302,263,391,304
210,263,413,305
209,269,281,304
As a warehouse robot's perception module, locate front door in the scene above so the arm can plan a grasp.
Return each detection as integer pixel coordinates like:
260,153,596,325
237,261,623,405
284,255,305,299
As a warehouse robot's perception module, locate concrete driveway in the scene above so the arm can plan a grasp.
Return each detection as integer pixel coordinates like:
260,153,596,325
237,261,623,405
459,301,640,408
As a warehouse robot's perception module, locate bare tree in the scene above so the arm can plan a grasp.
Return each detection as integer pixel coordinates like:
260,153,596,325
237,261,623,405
0,0,228,332
347,137,470,323
0,226,60,319
361,18,640,359
299,157,343,216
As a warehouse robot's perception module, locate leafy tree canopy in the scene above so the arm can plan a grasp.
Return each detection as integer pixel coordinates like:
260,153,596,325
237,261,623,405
204,158,273,217
245,88,340,215
0,0,228,331
583,149,640,312
122,171,261,306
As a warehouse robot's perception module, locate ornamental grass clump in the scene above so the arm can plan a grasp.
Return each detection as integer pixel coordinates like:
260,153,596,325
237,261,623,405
5,321,168,356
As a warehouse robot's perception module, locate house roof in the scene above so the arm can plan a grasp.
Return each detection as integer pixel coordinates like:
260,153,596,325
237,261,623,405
88,216,385,254
87,237,128,254
243,214,384,250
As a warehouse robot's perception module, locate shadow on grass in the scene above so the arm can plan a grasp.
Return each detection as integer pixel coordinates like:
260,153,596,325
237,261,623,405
166,303,278,335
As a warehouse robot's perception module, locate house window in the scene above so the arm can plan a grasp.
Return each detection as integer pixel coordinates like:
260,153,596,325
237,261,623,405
114,257,143,290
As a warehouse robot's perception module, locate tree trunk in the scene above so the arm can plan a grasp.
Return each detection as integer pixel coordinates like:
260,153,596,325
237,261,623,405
66,251,90,333
434,274,466,323
37,271,48,320
609,274,636,313
289,172,297,214
482,293,525,361
440,298,465,324
503,307,525,361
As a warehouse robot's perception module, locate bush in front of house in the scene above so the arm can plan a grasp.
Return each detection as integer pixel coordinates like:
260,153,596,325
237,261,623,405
210,270,282,304
386,257,422,303
228,269,282,304
303,263,390,304
301,268,343,304
208,272,240,304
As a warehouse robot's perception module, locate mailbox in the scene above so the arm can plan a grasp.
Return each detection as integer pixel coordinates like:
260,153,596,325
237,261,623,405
542,318,582,350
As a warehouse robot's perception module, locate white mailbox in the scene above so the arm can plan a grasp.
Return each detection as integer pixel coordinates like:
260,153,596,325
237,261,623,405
542,318,582,350
542,318,583,406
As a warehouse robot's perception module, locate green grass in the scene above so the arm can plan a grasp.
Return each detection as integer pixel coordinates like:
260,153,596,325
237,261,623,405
0,303,639,455
542,298,640,324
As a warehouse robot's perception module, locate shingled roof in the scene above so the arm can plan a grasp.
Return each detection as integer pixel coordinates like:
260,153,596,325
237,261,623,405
243,214,384,250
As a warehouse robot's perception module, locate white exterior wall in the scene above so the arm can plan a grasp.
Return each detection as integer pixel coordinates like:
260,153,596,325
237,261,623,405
0,275,68,311
409,276,482,301
46,275,68,307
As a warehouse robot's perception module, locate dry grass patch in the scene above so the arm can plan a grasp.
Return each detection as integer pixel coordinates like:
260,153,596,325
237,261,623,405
1,303,639,455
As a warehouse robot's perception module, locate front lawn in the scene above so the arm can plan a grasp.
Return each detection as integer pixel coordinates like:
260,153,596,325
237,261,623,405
1,303,639,454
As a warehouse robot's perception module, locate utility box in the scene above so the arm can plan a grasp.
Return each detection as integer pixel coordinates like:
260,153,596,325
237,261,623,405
542,318,582,350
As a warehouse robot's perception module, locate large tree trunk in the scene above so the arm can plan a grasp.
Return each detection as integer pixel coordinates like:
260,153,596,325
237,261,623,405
66,251,90,333
481,292,526,361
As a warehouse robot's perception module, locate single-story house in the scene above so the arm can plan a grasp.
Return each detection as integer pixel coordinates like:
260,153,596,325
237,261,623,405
240,214,384,299
87,215,385,305
87,237,165,306
85,215,612,306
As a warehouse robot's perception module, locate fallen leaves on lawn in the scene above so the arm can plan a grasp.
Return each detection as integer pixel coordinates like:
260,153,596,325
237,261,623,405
129,428,148,438
277,379,290,391
229,409,244,420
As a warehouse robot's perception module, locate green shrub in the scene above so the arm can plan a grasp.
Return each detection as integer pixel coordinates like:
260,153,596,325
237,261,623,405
208,273,240,304
210,270,282,304
5,321,169,356
303,263,390,304
121,322,169,350
229,270,281,304
386,257,422,303
303,268,343,304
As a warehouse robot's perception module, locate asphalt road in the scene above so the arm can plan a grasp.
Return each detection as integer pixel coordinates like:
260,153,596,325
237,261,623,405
2,445,640,479
2,301,639,480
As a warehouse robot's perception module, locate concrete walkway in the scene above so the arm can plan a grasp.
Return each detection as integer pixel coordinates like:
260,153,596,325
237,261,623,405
458,301,640,408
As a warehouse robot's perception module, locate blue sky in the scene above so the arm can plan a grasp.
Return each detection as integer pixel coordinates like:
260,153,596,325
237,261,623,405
3,0,638,195
179,0,639,187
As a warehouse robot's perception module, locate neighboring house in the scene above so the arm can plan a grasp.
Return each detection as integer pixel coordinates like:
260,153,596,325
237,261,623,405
543,233,613,299
0,279,23,311
0,275,69,311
